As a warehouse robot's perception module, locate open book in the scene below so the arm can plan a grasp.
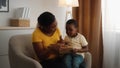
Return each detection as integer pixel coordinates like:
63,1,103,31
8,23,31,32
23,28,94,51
59,46,73,54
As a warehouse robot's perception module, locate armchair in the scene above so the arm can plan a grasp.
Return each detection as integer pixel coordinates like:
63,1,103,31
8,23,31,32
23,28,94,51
9,34,92,68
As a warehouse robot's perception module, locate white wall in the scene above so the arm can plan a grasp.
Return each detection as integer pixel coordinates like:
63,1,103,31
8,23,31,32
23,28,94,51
0,0,66,33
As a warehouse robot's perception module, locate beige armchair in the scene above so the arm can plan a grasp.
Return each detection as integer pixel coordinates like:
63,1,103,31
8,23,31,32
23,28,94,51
9,34,92,68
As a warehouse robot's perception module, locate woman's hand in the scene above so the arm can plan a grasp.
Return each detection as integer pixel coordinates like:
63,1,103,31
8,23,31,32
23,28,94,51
59,45,73,54
59,45,67,51
50,44,60,50
48,43,64,52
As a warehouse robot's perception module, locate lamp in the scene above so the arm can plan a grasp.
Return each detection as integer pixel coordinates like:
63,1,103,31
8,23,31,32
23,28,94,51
59,0,79,21
59,0,79,7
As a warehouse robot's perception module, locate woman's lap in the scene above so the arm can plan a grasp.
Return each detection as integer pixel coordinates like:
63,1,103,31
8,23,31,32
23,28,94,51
40,57,66,68
40,55,86,68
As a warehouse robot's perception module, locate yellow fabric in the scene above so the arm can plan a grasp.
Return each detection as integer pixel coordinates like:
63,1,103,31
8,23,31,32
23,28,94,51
32,27,61,59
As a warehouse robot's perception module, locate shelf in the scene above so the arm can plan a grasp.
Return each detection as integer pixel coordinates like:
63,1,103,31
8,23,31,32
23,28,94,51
0,26,35,30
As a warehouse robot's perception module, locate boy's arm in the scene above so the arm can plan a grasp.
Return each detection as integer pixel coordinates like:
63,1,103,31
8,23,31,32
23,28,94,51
77,34,88,53
79,46,89,52
72,45,88,53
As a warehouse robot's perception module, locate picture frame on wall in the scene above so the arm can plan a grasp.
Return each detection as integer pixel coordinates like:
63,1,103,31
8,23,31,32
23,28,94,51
0,0,9,12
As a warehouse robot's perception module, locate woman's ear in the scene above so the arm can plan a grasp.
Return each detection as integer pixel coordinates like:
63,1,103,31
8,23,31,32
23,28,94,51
38,24,43,29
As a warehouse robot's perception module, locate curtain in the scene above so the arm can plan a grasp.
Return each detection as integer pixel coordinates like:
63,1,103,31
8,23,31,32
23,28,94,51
102,0,120,68
73,0,103,68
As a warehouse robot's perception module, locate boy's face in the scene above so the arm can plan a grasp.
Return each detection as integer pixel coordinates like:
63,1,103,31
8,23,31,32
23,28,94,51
66,24,77,37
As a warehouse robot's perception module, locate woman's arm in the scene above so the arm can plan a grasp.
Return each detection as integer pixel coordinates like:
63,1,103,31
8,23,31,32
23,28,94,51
33,42,61,60
33,42,52,60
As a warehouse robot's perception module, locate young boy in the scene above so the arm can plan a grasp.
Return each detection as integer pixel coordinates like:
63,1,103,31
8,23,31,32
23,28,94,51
63,19,88,68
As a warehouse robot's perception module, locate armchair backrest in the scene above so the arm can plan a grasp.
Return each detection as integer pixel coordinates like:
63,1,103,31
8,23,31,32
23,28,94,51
9,34,36,59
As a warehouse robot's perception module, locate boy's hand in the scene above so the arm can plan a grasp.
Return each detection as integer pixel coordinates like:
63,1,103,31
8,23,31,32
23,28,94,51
72,48,79,53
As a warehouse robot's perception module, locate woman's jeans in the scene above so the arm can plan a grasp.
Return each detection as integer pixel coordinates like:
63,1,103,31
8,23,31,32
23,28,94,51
63,53,84,68
41,57,66,68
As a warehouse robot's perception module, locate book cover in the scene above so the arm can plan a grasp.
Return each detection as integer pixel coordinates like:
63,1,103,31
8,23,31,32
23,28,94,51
59,46,73,54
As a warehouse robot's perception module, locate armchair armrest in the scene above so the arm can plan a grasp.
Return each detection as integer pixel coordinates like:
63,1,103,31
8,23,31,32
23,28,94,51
84,52,92,68
9,35,42,68
9,48,42,68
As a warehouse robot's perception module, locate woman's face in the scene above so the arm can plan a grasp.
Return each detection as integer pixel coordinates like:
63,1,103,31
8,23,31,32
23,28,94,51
66,24,77,37
44,21,57,34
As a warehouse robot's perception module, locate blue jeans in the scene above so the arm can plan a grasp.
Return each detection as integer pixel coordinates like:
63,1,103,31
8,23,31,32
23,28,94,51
63,53,84,68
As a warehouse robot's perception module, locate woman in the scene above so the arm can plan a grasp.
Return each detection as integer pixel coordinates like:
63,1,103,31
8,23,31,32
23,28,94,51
32,12,66,68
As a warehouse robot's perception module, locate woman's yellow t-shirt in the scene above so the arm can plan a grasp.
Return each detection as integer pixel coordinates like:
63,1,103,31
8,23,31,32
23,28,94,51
32,27,61,59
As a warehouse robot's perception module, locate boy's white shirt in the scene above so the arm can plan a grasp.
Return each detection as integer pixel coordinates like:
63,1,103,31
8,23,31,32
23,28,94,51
64,33,88,58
